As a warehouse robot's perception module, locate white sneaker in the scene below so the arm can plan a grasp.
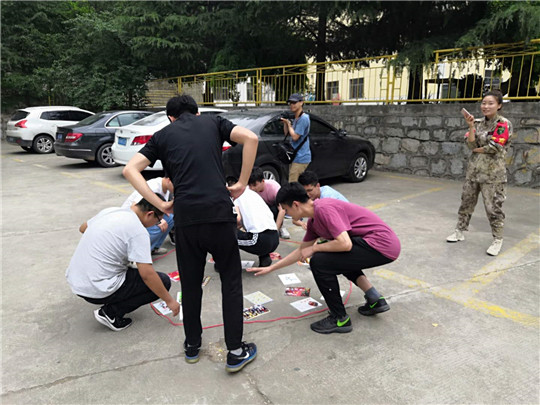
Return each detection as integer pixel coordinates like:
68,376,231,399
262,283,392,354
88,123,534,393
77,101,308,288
446,230,465,242
151,247,168,255
486,238,503,256
279,227,291,239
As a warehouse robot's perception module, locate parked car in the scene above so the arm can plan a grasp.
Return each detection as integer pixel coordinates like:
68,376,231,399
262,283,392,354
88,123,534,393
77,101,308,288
54,110,153,167
112,108,227,170
222,109,376,184
6,106,94,154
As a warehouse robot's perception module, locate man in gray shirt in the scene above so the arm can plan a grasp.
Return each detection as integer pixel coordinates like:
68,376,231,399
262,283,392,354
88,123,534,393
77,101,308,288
66,198,180,331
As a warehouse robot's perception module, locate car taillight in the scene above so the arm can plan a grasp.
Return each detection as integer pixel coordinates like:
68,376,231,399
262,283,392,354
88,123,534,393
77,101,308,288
15,120,27,128
131,135,152,145
65,133,83,142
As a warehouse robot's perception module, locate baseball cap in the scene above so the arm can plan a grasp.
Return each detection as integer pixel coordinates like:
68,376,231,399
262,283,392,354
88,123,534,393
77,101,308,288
287,93,304,103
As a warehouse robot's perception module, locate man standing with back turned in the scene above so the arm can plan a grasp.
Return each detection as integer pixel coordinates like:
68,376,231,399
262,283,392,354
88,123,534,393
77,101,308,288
123,95,259,373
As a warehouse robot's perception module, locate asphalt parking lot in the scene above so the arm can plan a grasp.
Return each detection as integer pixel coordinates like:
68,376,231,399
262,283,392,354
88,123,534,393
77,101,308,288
1,139,539,405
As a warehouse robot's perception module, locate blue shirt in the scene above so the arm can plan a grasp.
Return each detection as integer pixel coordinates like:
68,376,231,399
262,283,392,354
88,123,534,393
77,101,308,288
320,186,349,202
291,113,311,164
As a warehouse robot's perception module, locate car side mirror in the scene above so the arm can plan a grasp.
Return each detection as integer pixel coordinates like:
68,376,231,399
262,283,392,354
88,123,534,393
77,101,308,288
337,129,347,138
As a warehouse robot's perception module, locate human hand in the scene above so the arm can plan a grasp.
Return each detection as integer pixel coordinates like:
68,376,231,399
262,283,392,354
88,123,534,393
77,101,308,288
300,221,307,230
247,265,274,276
158,220,168,232
228,181,247,200
300,245,314,261
161,200,174,215
166,299,180,316
280,118,292,128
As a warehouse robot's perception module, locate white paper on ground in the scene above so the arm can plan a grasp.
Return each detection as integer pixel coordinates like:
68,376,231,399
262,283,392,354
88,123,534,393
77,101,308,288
241,260,255,269
244,291,273,305
290,297,322,312
278,273,301,285
154,300,172,315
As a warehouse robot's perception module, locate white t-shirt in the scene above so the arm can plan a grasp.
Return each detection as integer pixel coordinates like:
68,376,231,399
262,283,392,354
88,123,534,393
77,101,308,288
65,207,152,298
235,189,277,233
122,177,170,208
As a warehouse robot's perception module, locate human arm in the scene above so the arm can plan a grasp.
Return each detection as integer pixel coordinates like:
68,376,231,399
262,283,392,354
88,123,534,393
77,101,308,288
293,219,308,230
227,126,258,199
276,205,286,229
247,240,317,276
137,263,180,316
311,231,352,253
123,153,173,214
79,222,88,234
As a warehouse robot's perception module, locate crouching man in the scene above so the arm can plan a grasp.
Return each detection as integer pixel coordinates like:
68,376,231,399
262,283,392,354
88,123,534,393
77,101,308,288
66,199,180,331
248,183,400,334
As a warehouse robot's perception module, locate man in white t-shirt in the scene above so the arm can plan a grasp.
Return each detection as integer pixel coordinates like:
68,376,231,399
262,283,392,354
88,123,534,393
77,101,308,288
228,178,279,268
66,198,180,331
122,177,174,255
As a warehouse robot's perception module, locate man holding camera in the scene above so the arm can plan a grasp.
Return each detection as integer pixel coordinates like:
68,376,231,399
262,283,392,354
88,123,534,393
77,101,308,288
281,93,311,183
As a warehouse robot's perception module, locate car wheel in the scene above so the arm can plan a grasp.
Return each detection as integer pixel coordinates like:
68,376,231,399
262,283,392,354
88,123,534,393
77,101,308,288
21,146,32,152
347,152,368,182
96,143,117,168
32,135,55,154
260,165,280,184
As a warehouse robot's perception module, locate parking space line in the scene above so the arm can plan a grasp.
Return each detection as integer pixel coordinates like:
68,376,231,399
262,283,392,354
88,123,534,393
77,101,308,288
449,231,540,295
373,268,539,328
60,172,83,179
11,158,25,162
376,172,446,185
366,186,446,211
33,164,48,169
91,181,130,195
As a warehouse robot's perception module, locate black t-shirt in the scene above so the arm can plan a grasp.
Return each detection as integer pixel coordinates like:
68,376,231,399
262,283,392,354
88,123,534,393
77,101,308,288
139,113,237,227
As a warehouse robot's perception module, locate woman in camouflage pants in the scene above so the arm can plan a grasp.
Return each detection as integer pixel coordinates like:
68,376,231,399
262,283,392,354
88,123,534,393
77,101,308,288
447,90,513,256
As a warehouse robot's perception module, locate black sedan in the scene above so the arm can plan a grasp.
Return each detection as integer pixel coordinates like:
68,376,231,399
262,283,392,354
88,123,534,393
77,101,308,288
222,109,375,184
55,110,153,167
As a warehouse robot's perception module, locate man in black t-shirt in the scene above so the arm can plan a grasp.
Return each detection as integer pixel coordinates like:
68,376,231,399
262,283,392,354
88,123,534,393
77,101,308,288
123,95,259,373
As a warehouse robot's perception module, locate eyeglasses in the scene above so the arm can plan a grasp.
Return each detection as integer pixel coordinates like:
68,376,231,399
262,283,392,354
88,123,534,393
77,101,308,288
287,101,298,105
153,212,163,224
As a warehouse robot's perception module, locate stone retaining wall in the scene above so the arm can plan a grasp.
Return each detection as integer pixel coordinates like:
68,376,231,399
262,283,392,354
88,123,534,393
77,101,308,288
306,103,540,187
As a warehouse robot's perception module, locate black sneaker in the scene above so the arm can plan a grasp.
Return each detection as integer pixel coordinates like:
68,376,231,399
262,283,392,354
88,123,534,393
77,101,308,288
258,254,272,268
358,296,390,316
169,227,176,246
94,308,132,331
310,313,352,334
184,340,201,364
226,342,257,373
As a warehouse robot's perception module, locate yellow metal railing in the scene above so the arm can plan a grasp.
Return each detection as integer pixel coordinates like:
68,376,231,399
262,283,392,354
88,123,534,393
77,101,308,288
146,40,540,106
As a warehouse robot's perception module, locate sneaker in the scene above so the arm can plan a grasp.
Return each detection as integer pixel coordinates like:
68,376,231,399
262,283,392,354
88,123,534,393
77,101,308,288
226,342,257,373
486,238,503,256
446,229,465,242
184,340,201,364
151,247,168,255
310,313,352,334
94,308,132,331
446,229,465,243
279,227,290,239
358,296,390,316
169,228,176,246
258,255,272,268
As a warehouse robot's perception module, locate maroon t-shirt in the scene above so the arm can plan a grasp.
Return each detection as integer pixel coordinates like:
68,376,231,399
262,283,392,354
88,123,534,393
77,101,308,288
303,199,401,260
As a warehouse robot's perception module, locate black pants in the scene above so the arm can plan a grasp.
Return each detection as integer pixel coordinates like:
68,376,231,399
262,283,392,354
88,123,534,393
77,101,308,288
80,268,171,318
310,237,393,318
237,229,279,262
268,204,279,221
175,222,243,351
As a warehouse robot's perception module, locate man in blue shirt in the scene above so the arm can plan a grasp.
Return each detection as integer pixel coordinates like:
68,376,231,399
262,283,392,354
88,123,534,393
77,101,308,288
298,171,349,202
281,93,311,182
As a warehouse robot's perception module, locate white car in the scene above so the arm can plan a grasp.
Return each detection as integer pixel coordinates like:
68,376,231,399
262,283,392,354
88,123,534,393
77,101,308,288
6,106,94,153
112,108,226,170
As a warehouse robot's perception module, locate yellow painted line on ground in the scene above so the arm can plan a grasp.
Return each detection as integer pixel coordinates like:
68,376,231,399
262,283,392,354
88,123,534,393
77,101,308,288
376,172,446,185
373,268,539,328
449,231,540,295
33,164,48,169
91,181,130,195
11,158,24,162
366,186,446,211
60,172,83,179
509,189,540,197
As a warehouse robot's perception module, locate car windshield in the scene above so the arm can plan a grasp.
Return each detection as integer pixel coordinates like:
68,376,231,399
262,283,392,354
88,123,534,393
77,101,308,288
131,111,167,126
77,112,109,126
225,112,279,134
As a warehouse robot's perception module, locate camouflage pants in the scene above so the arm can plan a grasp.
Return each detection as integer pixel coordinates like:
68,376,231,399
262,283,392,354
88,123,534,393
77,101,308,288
457,180,506,238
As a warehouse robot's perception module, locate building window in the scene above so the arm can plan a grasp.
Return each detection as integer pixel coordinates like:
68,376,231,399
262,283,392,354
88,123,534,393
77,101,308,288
441,83,458,99
484,70,501,92
214,86,230,100
349,78,364,99
326,81,339,100
247,82,254,101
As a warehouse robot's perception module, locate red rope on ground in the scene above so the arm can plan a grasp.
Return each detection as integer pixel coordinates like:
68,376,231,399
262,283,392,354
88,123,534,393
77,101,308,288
150,281,354,328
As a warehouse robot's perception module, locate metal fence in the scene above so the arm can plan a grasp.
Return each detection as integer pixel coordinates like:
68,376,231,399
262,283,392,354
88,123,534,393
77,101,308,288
146,40,540,107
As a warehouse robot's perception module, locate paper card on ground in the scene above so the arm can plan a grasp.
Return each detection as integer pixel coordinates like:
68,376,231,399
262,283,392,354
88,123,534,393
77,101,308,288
241,260,255,269
243,304,270,320
154,300,172,315
320,290,345,301
290,297,322,312
285,287,310,297
167,271,180,282
244,291,273,305
278,273,301,285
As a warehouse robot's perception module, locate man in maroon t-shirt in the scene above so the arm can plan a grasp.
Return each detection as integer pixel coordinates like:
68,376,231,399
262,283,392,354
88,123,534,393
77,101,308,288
248,183,401,334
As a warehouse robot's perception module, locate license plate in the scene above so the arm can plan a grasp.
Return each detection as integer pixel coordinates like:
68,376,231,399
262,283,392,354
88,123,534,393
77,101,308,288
57,134,62,141
6,136,17,143
118,137,127,146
